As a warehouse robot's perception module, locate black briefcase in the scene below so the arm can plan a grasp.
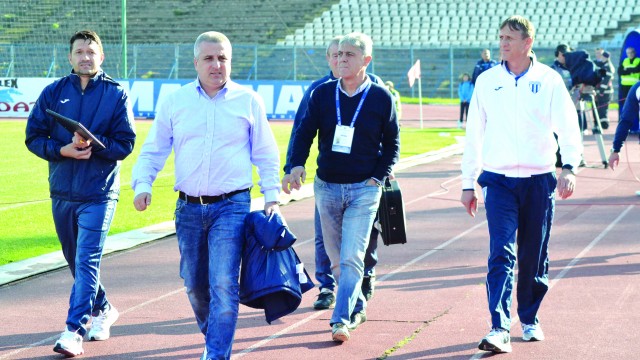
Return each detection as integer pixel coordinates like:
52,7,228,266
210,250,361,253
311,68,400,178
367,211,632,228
377,178,407,245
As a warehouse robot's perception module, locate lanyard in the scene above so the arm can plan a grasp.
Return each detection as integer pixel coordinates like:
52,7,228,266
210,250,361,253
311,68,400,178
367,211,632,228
335,81,371,128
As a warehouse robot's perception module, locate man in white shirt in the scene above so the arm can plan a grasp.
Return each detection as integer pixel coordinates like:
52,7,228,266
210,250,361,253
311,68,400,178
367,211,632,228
131,31,280,360
460,16,582,354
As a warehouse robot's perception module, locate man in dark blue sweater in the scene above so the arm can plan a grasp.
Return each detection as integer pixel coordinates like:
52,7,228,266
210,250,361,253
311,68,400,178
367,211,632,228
282,36,383,311
288,32,400,343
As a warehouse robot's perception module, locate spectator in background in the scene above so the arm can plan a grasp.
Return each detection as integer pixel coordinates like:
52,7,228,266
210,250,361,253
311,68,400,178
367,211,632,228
618,47,640,112
458,73,473,128
594,48,615,130
608,80,640,196
131,31,281,360
461,16,582,354
472,48,499,85
287,32,399,343
385,80,402,121
282,36,383,312
25,30,136,357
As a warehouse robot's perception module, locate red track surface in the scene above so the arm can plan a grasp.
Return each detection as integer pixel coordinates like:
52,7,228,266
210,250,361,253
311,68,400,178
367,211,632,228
1,105,639,359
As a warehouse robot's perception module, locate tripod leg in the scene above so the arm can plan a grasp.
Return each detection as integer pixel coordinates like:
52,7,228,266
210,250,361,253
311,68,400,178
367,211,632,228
588,94,609,168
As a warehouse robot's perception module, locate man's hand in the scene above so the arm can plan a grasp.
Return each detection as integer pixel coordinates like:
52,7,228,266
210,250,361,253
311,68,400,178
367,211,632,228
288,166,306,192
72,131,91,148
134,192,152,211
557,169,576,199
608,152,620,170
60,132,93,159
281,173,294,194
264,201,279,216
460,190,478,217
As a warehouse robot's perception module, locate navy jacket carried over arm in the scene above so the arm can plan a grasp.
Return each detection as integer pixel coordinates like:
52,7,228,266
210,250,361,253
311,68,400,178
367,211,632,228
240,211,314,324
25,70,136,201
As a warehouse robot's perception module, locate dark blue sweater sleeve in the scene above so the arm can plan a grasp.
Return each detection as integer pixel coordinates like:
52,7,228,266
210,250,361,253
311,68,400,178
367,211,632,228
374,94,400,181
284,85,313,174
613,82,640,151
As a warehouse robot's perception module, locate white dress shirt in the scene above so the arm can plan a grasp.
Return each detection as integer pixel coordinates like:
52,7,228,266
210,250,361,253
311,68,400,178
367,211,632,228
132,79,280,203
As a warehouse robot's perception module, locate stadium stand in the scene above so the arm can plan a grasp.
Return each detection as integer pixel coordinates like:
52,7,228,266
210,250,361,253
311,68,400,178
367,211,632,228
279,0,640,49
1,0,638,98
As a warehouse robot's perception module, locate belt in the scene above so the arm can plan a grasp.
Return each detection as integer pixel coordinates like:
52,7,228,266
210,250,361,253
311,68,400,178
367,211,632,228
178,188,250,205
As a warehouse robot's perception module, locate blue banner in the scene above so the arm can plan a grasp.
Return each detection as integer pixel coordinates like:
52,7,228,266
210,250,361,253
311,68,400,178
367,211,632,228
119,79,312,120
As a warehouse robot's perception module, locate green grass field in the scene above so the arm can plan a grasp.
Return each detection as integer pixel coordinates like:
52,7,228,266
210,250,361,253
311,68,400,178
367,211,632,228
0,120,463,265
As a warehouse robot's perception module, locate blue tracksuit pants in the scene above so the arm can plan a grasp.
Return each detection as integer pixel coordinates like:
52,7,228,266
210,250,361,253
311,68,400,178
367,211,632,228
477,170,557,331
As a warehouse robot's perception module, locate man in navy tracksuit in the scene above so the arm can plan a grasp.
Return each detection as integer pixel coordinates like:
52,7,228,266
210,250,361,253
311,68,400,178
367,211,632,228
25,30,135,357
461,16,582,354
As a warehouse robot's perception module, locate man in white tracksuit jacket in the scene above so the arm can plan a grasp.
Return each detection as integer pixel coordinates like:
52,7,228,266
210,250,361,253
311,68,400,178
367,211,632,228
460,16,583,354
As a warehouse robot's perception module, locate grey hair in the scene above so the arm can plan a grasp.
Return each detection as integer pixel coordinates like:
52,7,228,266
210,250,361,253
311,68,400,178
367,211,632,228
339,32,373,57
194,31,231,58
326,35,343,55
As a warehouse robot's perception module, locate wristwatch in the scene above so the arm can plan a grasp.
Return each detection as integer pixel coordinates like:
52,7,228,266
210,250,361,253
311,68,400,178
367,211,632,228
610,148,620,154
562,164,575,174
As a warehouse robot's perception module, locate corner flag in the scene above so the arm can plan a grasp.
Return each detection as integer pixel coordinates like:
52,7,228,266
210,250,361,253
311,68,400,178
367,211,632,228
407,60,421,88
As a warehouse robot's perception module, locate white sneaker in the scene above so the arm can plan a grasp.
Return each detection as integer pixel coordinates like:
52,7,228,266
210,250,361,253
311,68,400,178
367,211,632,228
331,323,350,343
478,328,512,353
88,305,119,341
522,323,545,341
53,328,84,357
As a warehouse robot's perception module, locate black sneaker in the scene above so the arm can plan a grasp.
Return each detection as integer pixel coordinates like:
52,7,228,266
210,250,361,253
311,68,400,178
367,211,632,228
361,276,375,301
347,311,367,331
313,291,335,310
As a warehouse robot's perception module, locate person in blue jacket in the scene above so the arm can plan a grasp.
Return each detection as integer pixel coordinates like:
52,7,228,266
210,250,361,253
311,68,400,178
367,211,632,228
458,73,474,128
472,48,499,85
282,36,383,311
25,30,136,358
608,81,640,195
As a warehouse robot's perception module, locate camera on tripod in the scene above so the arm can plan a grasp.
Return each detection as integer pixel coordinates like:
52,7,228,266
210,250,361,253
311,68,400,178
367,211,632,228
561,49,610,87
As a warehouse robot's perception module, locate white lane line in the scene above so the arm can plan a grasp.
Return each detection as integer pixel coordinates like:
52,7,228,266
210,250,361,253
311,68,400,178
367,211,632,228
468,205,634,359
0,287,187,359
0,174,466,359
232,310,328,358
0,237,315,359
233,220,488,358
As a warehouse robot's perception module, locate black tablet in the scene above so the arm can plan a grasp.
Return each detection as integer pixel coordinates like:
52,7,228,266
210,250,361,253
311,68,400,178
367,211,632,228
46,109,106,151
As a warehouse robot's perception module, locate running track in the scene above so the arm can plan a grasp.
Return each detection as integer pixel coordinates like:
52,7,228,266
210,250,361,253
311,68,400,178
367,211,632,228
1,114,639,360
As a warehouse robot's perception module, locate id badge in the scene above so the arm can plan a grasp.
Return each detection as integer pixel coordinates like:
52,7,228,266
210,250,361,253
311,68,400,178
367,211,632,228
332,125,354,154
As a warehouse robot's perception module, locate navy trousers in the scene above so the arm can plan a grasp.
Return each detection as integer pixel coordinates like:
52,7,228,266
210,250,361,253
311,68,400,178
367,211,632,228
477,171,556,331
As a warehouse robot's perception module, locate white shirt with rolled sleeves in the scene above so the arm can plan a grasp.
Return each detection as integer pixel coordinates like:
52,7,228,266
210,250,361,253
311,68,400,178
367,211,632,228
131,79,280,203
461,59,583,189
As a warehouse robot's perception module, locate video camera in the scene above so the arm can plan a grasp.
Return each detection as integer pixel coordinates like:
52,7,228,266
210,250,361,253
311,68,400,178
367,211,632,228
563,50,610,87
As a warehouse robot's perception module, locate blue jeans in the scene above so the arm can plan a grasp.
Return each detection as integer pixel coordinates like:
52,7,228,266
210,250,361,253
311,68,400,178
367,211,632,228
174,191,250,360
314,177,381,326
477,171,556,330
314,207,379,291
52,199,117,336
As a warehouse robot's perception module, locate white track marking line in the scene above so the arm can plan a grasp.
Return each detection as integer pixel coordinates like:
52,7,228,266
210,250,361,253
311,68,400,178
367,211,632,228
233,221,488,358
469,205,634,359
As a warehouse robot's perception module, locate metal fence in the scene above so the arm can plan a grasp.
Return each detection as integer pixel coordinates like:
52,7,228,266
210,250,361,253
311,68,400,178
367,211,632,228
0,43,623,98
